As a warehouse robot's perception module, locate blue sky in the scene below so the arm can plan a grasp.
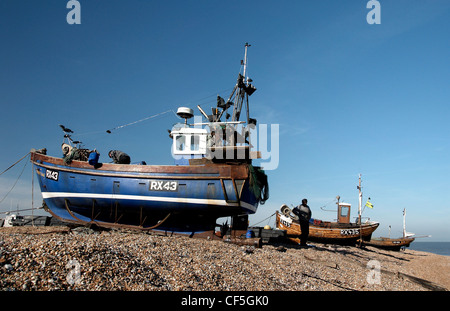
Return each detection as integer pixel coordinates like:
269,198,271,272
1,1,449,241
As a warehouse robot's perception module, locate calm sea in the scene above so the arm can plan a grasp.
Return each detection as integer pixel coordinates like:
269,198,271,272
408,242,450,256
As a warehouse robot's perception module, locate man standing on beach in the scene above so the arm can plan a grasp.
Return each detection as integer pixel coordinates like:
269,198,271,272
293,198,312,247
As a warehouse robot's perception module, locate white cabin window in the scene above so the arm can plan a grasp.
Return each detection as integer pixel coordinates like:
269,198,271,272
190,135,200,151
340,205,349,217
172,129,208,156
176,135,186,151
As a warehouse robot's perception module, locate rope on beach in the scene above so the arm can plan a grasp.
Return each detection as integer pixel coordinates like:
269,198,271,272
390,270,447,291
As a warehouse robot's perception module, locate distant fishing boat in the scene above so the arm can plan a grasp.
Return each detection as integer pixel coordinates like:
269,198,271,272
360,236,415,251
360,208,420,251
276,174,379,245
30,43,269,238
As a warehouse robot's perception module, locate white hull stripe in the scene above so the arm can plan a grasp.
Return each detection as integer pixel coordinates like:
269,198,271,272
41,192,257,212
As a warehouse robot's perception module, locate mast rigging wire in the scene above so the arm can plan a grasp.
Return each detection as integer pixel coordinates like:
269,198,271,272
0,154,29,204
319,198,339,212
104,87,235,134
0,152,30,176
249,212,276,227
0,207,43,215
106,109,176,133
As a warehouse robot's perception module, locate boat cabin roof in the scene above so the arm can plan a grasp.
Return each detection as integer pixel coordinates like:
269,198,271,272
171,127,208,135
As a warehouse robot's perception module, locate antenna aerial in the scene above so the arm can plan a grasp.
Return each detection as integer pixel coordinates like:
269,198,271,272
242,42,251,81
177,107,194,125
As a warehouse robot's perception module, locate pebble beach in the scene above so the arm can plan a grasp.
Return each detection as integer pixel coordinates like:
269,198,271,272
0,226,448,292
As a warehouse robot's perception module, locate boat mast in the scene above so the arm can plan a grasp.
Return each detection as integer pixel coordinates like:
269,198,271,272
230,42,255,124
403,208,406,238
243,42,250,83
357,174,362,224
243,42,250,125
357,174,363,247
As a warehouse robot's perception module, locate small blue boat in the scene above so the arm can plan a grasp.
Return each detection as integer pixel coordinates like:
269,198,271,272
30,44,269,237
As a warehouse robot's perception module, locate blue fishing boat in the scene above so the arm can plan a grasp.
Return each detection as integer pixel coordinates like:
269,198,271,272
30,44,269,237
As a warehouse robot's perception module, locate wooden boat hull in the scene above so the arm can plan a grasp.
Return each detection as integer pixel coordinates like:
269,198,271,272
275,211,379,245
31,151,266,234
360,237,415,251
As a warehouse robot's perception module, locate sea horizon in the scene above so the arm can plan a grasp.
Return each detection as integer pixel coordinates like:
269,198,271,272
408,241,450,257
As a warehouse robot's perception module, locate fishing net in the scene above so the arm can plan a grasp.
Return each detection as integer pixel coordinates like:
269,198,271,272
248,164,269,204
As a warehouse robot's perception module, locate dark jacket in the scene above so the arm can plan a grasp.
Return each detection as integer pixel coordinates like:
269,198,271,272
293,204,312,222
109,150,131,164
